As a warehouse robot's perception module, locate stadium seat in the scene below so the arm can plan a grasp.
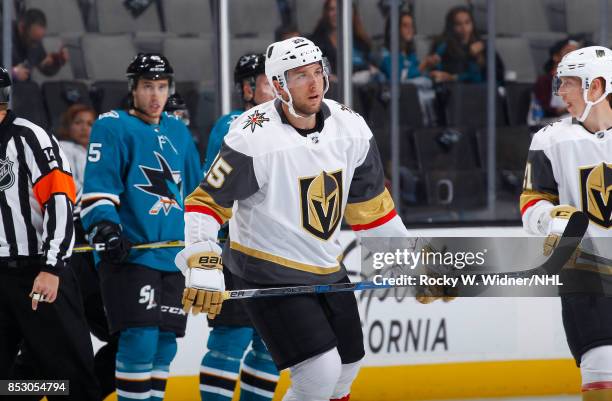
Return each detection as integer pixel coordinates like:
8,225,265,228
399,84,424,130
30,36,75,83
229,0,279,38
504,82,533,126
23,0,85,35
443,83,506,128
496,37,537,83
296,0,323,35
472,0,550,35
90,81,129,114
423,169,487,209
42,81,92,133
412,126,481,171
566,0,612,36
412,0,470,36
162,37,214,83
230,36,275,73
81,34,137,81
522,31,567,80
96,0,161,34
162,0,212,36
12,81,48,130
133,32,177,54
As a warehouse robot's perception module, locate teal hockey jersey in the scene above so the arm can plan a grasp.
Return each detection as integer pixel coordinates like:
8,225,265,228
81,110,201,271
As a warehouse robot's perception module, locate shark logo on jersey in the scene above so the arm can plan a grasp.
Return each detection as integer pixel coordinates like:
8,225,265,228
136,152,183,215
243,110,269,133
580,162,612,228
0,157,15,191
299,170,343,240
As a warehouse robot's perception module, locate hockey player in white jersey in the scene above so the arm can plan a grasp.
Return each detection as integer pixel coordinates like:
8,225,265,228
521,46,612,400
175,37,413,400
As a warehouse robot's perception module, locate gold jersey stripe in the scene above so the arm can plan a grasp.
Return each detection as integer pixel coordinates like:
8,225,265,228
230,241,341,275
519,189,559,211
566,250,612,276
185,187,233,224
344,188,395,226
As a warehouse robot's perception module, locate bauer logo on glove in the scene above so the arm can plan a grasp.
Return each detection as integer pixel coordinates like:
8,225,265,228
175,241,226,318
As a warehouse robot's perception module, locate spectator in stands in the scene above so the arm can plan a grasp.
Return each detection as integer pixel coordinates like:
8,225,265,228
424,5,504,84
58,104,96,194
534,37,581,118
8,9,69,82
309,0,375,81
380,11,438,126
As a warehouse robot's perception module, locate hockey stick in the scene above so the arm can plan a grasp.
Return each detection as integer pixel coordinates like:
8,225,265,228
222,212,589,300
428,210,589,282
73,240,185,253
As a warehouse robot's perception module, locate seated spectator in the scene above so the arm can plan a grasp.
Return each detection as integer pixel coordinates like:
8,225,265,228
58,104,96,193
380,11,438,126
5,9,69,82
165,92,190,127
309,0,375,80
379,11,422,81
534,37,581,118
424,5,504,84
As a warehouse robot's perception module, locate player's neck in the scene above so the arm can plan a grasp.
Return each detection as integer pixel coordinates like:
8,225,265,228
582,105,612,133
281,103,316,130
0,108,6,123
129,108,160,125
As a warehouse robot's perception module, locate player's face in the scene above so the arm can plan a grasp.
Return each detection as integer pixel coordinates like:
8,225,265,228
254,74,275,104
132,79,170,118
286,63,325,116
69,110,95,148
557,76,584,117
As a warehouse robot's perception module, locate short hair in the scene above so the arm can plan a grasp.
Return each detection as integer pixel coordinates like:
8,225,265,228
20,9,47,29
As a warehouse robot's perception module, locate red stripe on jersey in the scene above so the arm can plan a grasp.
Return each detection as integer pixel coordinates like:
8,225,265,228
351,210,397,231
330,395,350,401
582,381,612,391
520,198,544,216
185,205,223,225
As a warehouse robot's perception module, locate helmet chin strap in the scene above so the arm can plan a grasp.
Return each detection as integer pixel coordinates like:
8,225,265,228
578,90,609,122
276,75,330,119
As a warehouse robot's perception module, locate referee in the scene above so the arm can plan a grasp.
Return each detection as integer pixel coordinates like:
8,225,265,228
0,67,100,400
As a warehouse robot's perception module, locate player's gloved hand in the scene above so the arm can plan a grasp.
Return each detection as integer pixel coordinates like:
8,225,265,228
415,277,457,304
174,241,225,318
88,221,132,263
542,205,579,256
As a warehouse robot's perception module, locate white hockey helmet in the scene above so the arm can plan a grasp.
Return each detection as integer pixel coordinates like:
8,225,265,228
265,36,330,118
554,45,612,121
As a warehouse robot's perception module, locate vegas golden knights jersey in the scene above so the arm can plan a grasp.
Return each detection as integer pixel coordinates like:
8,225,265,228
521,117,612,294
185,99,398,285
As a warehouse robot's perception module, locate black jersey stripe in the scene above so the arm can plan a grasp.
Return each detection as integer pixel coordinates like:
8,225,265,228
14,136,39,255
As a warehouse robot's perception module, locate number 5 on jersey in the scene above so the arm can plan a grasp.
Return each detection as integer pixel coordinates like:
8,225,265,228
206,157,233,188
88,143,102,162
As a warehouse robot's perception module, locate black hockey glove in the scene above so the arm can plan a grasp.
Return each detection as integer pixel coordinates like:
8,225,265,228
88,221,132,263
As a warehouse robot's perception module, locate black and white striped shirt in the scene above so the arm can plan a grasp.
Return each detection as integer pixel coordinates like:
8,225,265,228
0,110,75,273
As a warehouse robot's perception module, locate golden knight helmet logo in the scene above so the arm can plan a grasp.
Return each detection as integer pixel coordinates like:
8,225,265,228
299,170,343,240
580,162,612,228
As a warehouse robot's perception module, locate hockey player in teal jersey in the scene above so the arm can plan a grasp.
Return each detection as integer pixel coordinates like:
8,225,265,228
81,53,201,401
199,53,279,401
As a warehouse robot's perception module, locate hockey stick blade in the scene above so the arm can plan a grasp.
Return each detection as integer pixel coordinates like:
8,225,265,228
471,210,589,281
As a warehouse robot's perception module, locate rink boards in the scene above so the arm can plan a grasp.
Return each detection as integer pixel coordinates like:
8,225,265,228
99,227,582,400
